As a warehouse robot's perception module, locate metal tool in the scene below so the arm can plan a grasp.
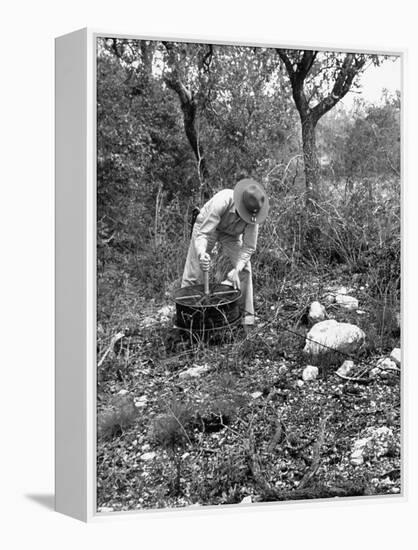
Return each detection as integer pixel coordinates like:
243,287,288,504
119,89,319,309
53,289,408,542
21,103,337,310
203,269,210,296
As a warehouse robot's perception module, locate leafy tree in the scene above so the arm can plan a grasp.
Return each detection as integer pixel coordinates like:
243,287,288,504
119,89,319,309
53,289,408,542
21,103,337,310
276,50,376,203
345,91,400,179
162,41,213,201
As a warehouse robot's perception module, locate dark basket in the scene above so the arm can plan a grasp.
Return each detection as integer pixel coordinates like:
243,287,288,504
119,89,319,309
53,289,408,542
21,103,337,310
174,284,242,332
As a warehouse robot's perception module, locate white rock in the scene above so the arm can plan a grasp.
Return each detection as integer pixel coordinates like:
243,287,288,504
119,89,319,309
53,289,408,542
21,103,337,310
118,389,129,396
390,348,401,366
158,305,174,317
369,367,380,379
135,395,148,408
350,437,369,466
157,305,175,322
302,365,319,381
250,391,263,399
377,358,398,371
143,316,157,327
241,495,252,504
179,364,210,379
367,426,394,457
335,294,359,310
303,320,365,356
296,380,304,388
336,360,354,377
308,301,327,323
140,452,157,461
336,286,349,295
323,293,336,305
350,427,394,466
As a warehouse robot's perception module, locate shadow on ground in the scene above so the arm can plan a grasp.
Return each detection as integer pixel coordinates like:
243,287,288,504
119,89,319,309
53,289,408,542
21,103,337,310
25,494,55,510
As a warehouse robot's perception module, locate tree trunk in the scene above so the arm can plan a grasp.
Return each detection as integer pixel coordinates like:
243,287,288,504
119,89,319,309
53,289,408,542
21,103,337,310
164,79,210,202
163,42,211,203
301,114,319,205
301,113,322,251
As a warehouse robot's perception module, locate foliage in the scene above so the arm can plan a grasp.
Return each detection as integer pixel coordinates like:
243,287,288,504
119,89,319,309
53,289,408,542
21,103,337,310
151,400,194,452
98,394,138,439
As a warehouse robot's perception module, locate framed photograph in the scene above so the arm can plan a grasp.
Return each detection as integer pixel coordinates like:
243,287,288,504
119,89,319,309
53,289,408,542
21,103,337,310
55,28,403,521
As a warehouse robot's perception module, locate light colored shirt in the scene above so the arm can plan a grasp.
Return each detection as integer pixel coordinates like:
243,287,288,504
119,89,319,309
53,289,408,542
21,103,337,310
194,189,258,271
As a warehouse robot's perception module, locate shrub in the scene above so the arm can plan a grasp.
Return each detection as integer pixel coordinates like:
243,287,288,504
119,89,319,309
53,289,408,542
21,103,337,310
150,399,194,452
98,394,138,440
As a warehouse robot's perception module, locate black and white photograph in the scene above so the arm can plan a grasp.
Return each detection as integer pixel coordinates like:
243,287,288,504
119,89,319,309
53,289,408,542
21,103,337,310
96,36,401,513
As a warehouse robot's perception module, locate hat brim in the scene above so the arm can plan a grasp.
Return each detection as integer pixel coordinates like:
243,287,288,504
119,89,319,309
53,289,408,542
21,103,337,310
233,179,269,224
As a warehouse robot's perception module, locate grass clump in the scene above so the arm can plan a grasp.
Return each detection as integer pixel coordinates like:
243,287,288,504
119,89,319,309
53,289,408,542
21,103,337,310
98,394,138,440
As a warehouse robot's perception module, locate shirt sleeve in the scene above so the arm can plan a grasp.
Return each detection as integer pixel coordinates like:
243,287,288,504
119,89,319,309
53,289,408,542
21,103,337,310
235,223,258,272
194,192,230,257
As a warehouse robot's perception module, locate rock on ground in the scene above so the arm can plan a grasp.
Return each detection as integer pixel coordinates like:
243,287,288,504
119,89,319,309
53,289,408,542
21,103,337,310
370,357,399,379
323,293,336,305
302,365,319,381
390,348,401,366
140,451,157,461
350,437,370,466
336,360,355,377
335,294,359,310
303,320,365,356
350,426,394,466
179,364,210,379
308,301,327,323
250,391,263,399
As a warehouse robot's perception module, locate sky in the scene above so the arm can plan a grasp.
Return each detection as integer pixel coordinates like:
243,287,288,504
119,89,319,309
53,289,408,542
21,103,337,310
341,56,401,108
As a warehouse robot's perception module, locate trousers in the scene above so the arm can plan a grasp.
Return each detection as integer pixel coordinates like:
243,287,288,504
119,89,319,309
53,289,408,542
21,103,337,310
181,225,255,325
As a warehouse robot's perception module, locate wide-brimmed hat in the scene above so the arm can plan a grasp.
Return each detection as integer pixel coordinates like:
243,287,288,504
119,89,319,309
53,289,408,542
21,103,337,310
234,178,269,224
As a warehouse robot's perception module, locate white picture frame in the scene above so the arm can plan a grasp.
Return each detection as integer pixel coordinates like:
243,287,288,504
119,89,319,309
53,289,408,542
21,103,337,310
55,28,404,522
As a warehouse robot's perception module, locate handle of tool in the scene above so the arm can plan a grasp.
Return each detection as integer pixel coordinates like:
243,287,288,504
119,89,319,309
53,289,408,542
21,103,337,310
203,270,210,295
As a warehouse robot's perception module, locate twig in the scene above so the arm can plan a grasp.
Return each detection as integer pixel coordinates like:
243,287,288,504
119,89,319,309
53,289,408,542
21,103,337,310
298,412,332,490
267,416,285,453
98,331,125,368
167,404,193,446
334,372,373,384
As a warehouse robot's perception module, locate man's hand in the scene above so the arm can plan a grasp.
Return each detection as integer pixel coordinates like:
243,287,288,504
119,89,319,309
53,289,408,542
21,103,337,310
224,268,241,290
198,252,211,272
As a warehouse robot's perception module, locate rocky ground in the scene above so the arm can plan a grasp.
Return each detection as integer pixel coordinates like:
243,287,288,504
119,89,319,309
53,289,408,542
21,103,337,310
96,274,401,512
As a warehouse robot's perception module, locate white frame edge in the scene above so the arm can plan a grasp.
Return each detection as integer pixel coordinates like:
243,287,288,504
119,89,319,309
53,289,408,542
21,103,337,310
55,27,96,522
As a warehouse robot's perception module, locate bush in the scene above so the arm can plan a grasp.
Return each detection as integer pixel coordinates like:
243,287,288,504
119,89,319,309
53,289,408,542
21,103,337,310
98,394,138,440
150,399,194,452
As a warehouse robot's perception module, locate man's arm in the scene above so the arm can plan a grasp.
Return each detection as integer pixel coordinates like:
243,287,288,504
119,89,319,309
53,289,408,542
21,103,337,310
194,192,230,257
235,223,258,271
224,224,258,289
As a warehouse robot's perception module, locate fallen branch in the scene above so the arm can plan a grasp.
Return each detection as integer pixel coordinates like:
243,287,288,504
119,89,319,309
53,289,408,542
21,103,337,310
261,482,366,502
267,416,285,453
298,413,332,490
335,372,373,384
98,331,125,368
